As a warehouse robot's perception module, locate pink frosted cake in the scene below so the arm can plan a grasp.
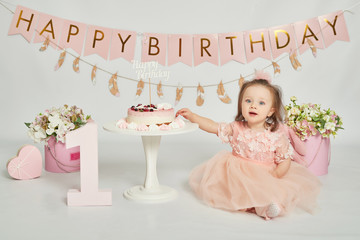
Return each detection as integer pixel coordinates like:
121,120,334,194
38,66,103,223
127,103,174,126
117,103,185,131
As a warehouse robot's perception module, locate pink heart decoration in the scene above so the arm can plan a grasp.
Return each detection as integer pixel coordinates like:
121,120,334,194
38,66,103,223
7,145,42,180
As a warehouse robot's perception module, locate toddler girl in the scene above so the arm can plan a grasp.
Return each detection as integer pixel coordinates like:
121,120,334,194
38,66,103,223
176,75,321,220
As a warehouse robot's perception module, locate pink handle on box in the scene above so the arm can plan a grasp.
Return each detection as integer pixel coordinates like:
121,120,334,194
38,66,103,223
47,140,80,173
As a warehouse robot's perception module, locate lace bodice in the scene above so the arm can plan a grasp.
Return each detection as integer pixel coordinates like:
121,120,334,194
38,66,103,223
218,121,293,165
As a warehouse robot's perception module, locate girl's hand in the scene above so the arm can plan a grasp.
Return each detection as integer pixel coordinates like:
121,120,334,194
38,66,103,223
176,108,218,134
176,108,194,121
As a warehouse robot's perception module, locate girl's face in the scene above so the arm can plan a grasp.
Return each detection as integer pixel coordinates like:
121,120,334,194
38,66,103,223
241,85,275,130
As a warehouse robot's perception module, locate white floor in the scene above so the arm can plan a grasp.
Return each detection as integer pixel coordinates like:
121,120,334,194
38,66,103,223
1,133,359,240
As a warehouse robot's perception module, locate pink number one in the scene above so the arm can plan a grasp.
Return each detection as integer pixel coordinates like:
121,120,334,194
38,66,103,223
66,121,112,206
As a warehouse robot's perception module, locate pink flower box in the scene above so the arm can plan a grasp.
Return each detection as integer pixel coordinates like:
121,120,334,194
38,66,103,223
303,133,331,176
44,136,80,173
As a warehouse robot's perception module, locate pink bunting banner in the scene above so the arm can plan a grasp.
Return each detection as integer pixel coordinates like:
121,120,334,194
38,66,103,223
141,33,167,66
218,32,246,65
8,5,39,43
269,24,297,59
293,17,325,55
84,25,112,60
109,29,137,62
59,20,87,55
7,5,351,67
168,34,193,66
244,28,272,63
318,11,350,48
33,13,64,49
193,34,219,66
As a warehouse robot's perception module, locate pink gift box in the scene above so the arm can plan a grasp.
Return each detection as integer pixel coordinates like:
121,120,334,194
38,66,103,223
303,133,331,176
44,136,80,173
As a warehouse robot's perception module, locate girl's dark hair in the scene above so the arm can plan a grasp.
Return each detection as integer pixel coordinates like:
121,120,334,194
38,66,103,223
235,79,284,132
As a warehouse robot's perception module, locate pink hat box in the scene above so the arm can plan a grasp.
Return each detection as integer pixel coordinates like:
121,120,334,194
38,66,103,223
44,136,80,173
303,133,331,176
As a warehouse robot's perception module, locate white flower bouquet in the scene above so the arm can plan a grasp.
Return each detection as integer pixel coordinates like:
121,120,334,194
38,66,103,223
25,105,91,143
284,97,343,141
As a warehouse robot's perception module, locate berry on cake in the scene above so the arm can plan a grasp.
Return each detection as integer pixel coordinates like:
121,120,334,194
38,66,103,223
116,103,185,131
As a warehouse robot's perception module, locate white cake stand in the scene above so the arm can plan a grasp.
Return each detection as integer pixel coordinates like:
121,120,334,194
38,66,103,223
103,121,198,203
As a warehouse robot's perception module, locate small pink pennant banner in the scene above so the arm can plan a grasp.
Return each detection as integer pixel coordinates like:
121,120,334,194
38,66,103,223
244,29,272,63
58,20,87,55
293,17,324,55
269,24,297,59
33,13,64,49
141,33,167,65
318,11,350,48
8,5,39,43
193,34,219,66
84,25,112,60
218,32,246,65
168,34,193,66
110,30,137,62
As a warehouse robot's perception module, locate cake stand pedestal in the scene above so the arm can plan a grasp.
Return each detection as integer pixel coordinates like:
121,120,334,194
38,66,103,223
103,121,198,203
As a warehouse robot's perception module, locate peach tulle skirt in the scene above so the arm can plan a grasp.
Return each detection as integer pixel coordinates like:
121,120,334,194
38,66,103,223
189,151,321,217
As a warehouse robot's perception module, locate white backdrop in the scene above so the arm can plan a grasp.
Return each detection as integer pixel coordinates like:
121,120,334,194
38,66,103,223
0,0,359,147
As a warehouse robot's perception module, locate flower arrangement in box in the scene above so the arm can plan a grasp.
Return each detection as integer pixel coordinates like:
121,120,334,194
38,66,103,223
284,96,343,141
25,105,91,143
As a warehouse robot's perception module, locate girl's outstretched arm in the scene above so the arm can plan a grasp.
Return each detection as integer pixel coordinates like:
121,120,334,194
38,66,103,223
176,108,218,134
272,158,291,178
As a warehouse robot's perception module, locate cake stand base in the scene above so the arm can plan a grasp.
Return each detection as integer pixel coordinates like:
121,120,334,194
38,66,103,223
123,185,178,203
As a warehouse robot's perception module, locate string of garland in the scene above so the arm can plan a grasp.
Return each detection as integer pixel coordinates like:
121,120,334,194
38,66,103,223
1,0,359,104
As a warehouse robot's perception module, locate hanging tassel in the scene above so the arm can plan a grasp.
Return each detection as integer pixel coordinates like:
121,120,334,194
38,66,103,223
307,39,317,58
135,79,144,98
289,49,302,71
175,84,183,106
196,83,205,106
157,81,164,98
239,75,245,89
109,73,120,97
217,80,231,104
91,65,97,85
54,49,66,71
73,57,80,73
39,36,50,52
272,61,281,77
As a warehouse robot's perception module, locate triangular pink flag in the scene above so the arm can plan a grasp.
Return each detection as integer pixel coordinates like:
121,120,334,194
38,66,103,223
141,33,167,66
293,17,324,55
218,32,246,65
58,19,87,55
8,5,39,43
110,30,137,62
168,34,193,66
84,25,112,60
193,34,219,66
33,13,64,49
319,11,350,48
269,24,297,59
244,29,272,63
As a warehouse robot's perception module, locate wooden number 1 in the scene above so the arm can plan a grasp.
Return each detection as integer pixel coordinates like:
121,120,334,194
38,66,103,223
66,121,112,206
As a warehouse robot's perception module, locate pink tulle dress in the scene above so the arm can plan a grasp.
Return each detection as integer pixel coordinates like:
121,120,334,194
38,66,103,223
189,121,321,218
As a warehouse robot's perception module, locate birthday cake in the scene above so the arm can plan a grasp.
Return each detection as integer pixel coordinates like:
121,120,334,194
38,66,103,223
116,103,185,131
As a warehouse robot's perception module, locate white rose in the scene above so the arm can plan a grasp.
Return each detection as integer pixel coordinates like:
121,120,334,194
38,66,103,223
325,122,336,131
49,114,62,128
323,115,331,122
46,127,55,135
